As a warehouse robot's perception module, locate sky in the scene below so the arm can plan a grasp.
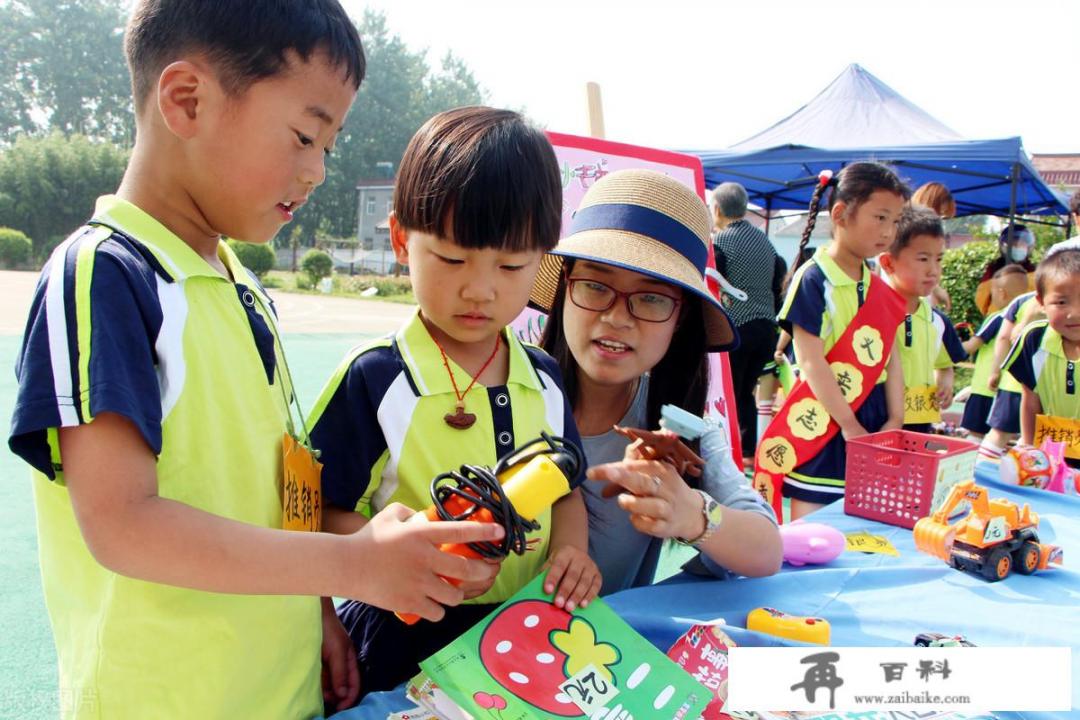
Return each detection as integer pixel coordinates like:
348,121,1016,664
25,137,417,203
342,0,1079,155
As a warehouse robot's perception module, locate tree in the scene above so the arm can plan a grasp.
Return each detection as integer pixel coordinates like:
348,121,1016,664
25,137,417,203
227,239,276,279
0,133,129,258
0,226,32,267
289,10,487,243
0,0,133,145
301,248,333,285
0,4,486,248
941,241,999,328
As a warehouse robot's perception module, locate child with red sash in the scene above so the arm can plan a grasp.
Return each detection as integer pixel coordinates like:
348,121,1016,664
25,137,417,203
755,164,909,521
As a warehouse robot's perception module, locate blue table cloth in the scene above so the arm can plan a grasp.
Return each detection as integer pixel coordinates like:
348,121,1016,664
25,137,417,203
330,464,1079,719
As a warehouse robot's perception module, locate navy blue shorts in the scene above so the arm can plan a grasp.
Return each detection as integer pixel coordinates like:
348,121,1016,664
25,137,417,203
987,390,1021,434
783,383,889,505
903,423,933,435
337,599,498,697
961,393,995,435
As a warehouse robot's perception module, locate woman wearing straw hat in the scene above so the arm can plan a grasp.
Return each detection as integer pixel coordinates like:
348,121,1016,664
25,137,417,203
534,169,782,595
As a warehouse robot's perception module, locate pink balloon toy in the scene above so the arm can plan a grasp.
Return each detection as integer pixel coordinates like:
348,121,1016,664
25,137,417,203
473,692,494,709
491,694,507,710
780,521,846,566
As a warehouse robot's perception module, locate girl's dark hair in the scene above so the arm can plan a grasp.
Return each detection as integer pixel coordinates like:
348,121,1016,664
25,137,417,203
125,0,365,110
394,106,562,253
785,162,911,287
539,261,709,486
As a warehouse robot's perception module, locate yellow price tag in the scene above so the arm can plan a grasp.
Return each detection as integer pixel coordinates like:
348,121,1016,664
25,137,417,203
1034,414,1080,459
903,385,940,425
282,432,322,532
845,531,899,556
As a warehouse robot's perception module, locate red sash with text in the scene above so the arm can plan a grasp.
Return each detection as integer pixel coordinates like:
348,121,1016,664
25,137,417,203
753,276,906,520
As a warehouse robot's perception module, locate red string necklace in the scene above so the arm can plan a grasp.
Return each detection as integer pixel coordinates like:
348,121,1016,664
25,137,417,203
433,333,502,429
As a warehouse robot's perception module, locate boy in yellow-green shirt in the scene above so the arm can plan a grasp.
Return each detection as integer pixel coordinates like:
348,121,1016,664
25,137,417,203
7,3,501,716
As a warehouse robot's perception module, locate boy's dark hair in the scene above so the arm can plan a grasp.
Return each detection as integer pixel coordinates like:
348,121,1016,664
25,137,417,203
394,106,562,252
125,0,365,111
890,204,945,255
787,162,910,285
1036,247,1080,297
539,259,709,489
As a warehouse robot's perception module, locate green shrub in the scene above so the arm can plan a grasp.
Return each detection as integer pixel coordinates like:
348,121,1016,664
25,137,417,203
300,248,333,286
941,241,999,327
0,226,32,268
344,275,413,297
226,239,276,278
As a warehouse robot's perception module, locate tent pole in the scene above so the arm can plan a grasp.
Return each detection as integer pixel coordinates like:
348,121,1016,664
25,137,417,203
764,198,772,237
1007,162,1019,242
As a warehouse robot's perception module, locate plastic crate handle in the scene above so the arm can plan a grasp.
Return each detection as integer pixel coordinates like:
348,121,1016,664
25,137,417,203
872,451,901,467
922,440,951,455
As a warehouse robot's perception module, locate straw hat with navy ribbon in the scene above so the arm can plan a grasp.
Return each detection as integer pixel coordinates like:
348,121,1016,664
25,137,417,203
530,168,739,352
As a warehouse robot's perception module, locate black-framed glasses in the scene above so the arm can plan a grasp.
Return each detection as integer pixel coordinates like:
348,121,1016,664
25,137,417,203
566,276,682,323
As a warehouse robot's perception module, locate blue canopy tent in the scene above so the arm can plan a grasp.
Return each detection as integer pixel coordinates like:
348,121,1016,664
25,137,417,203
684,65,1069,230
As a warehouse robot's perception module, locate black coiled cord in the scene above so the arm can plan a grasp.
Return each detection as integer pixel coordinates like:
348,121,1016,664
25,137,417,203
428,432,584,559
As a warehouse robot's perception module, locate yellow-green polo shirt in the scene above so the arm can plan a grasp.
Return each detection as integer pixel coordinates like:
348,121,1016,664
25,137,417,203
308,308,583,604
897,298,967,424
1005,320,1080,420
8,196,321,719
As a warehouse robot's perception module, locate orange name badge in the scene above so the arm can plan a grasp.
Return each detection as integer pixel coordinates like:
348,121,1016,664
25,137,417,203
282,432,323,532
1034,414,1080,460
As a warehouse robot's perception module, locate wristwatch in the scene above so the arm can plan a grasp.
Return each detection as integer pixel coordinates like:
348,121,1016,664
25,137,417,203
677,489,723,546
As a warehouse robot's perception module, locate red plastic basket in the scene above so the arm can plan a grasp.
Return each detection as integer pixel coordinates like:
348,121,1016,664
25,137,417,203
844,430,978,529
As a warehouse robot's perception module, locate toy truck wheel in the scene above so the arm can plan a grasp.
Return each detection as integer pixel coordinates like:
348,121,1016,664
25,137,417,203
1015,541,1040,575
982,546,1011,581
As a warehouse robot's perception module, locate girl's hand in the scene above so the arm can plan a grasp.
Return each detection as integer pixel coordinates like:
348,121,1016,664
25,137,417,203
543,546,601,611
880,417,904,432
773,349,787,365
988,369,1001,391
589,460,701,541
459,557,503,600
321,598,360,712
841,423,869,441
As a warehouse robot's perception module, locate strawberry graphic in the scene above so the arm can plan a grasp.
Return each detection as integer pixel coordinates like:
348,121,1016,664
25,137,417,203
477,599,582,716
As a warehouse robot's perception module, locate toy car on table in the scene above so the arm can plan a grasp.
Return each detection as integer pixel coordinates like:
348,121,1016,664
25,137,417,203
914,632,975,647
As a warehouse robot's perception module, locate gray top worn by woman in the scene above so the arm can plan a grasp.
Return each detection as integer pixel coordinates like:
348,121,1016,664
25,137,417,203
581,376,777,596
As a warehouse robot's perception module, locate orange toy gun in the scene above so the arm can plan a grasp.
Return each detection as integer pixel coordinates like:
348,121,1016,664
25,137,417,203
397,432,583,624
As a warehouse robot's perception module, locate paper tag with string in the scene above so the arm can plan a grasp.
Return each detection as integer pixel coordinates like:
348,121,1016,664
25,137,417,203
283,432,322,532
244,285,324,532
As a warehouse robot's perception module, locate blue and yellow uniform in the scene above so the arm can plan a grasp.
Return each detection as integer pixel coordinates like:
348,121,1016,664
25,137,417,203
897,298,967,432
7,196,321,719
777,247,891,505
308,309,583,691
1004,320,1080,421
961,311,1006,435
988,291,1038,434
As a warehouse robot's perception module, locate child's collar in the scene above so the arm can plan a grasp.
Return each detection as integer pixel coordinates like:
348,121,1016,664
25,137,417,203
92,195,235,282
394,309,543,397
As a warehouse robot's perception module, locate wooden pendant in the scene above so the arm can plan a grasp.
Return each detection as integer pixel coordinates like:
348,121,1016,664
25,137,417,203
444,403,476,429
